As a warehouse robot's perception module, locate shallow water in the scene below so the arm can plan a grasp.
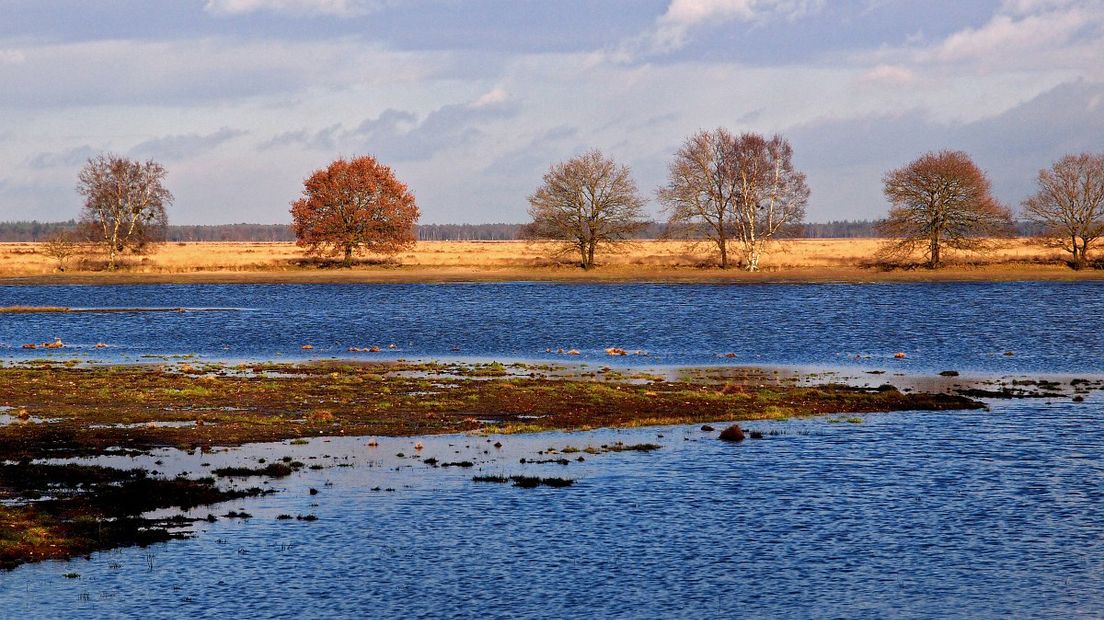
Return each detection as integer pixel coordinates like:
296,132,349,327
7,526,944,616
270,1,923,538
3,281,1103,618
2,394,1103,619
1,281,1102,373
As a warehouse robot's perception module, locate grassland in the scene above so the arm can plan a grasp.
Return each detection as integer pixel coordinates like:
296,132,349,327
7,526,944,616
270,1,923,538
2,239,1100,283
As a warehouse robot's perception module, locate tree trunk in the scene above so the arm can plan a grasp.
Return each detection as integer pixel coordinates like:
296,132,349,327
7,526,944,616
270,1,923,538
586,243,596,270
718,236,729,269
929,234,941,268
745,246,760,272
1072,237,1086,268
343,244,353,268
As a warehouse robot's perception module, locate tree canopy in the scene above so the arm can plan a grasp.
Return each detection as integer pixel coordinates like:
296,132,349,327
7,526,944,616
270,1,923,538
659,128,807,270
877,150,1012,268
1022,152,1104,268
77,154,172,270
290,156,419,267
524,150,647,269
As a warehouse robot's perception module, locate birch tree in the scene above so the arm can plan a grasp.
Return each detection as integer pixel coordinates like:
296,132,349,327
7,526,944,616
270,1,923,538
525,150,647,269
77,154,172,270
1022,153,1104,268
730,134,809,271
659,129,808,270
877,150,1012,268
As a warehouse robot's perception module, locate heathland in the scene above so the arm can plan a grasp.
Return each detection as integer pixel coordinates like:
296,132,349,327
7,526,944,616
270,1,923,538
1,238,1101,283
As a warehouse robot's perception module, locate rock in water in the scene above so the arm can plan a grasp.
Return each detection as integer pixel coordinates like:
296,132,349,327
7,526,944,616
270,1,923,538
719,424,745,442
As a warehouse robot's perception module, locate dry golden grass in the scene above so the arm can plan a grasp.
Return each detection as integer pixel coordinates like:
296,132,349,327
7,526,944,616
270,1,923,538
0,238,1098,283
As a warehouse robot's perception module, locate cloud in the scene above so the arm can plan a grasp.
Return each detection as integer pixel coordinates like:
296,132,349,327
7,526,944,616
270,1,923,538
260,123,348,151
260,88,518,161
203,0,372,17
858,0,1104,78
28,145,100,170
651,0,825,52
129,127,247,161
929,6,1092,65
0,38,460,108
857,64,916,87
787,79,1104,219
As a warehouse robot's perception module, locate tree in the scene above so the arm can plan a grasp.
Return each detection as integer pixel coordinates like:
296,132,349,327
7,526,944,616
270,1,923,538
524,150,647,269
41,231,81,271
290,155,419,267
659,129,808,271
77,154,171,270
877,150,1012,268
1022,153,1104,268
729,134,809,271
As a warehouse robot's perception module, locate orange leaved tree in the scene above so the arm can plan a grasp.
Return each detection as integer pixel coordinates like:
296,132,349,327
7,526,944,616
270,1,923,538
290,156,419,267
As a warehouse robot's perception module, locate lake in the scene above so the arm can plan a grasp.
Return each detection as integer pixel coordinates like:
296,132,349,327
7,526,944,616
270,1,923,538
1,281,1102,373
1,281,1102,618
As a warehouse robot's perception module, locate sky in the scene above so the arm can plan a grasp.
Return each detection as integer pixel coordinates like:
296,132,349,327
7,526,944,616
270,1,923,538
0,0,1102,225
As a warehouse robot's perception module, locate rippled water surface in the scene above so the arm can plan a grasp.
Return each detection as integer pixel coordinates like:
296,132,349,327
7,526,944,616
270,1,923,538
2,282,1103,618
2,398,1103,619
1,281,1102,372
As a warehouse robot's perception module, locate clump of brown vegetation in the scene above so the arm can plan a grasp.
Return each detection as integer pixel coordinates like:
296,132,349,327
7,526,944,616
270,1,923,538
0,464,264,570
0,361,984,459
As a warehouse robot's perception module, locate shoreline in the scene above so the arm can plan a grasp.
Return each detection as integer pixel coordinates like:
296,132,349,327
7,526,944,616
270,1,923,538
4,263,1104,285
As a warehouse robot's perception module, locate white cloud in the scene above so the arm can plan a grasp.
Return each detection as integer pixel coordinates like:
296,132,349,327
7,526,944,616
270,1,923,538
930,8,1091,64
652,0,824,51
472,87,510,109
858,0,1104,79
204,0,373,17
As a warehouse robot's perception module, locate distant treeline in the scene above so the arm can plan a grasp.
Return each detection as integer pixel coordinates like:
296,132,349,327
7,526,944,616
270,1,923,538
0,221,300,242
0,219,1045,242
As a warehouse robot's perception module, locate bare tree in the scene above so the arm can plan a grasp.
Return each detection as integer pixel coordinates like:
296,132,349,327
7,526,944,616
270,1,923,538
40,231,81,271
525,150,647,269
1022,153,1104,268
659,129,808,271
730,134,809,271
877,150,1012,268
77,154,171,270
658,129,739,268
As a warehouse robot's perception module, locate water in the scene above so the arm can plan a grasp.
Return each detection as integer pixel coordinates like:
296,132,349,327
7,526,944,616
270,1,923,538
2,397,1102,618
2,281,1103,617
1,281,1102,373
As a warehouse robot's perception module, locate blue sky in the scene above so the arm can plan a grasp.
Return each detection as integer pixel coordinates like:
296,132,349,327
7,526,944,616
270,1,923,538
1,0,1102,224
